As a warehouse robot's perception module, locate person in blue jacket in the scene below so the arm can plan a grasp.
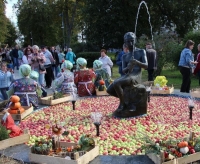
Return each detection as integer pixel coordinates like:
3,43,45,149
178,40,197,93
116,44,129,76
0,62,14,100
65,48,76,71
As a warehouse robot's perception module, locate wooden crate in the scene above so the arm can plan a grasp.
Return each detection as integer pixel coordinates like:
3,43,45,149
0,129,30,150
190,90,200,98
151,86,174,94
29,141,99,164
39,94,73,105
176,152,200,164
96,89,109,96
142,81,154,87
0,106,33,121
147,153,176,164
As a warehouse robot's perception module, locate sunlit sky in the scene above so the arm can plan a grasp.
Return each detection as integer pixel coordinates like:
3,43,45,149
5,0,18,25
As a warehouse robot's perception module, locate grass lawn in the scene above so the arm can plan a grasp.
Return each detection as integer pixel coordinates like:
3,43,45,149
109,53,199,89
111,65,199,90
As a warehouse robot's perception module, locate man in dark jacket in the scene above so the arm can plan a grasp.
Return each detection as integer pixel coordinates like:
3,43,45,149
50,46,59,77
116,44,129,76
146,43,157,81
12,45,19,70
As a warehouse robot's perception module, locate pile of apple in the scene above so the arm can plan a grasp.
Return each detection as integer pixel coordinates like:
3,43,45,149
20,96,200,155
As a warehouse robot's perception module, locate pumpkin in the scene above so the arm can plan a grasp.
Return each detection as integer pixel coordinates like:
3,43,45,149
10,95,20,103
99,80,105,85
9,102,21,110
178,141,188,148
8,107,25,114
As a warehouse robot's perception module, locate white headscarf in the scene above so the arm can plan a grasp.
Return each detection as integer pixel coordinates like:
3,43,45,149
61,60,73,70
93,60,103,70
19,64,31,77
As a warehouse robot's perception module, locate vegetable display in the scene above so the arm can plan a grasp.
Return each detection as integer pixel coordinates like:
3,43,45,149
8,95,25,114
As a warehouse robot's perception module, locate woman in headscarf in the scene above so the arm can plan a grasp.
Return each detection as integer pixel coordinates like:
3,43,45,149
53,60,77,96
7,64,42,106
74,57,96,97
93,60,112,88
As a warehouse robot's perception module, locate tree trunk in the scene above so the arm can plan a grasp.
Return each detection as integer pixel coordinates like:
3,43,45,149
65,0,79,48
154,51,165,77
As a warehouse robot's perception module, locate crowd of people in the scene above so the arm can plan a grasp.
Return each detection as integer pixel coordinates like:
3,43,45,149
116,42,157,81
0,45,114,107
1,40,200,105
116,39,200,94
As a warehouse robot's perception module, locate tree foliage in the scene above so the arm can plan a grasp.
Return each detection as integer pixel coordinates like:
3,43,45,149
56,0,84,47
16,0,83,47
82,0,200,49
0,1,8,45
182,30,200,57
12,0,200,50
151,0,200,37
82,0,142,49
5,19,18,47
17,0,60,46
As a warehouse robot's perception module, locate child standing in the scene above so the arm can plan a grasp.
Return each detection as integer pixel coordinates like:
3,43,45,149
0,62,14,100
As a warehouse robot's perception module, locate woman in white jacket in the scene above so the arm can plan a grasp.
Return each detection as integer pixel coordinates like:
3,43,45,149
99,49,113,77
22,47,33,64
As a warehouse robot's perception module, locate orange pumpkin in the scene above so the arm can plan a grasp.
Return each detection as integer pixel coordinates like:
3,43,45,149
9,102,21,110
10,95,20,103
178,141,188,148
8,107,25,114
99,80,105,85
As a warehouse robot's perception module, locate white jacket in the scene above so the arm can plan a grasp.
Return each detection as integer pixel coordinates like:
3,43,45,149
99,56,113,77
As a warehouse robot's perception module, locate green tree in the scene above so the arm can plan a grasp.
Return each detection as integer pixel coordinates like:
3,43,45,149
17,0,61,46
182,30,200,56
82,0,137,49
82,0,169,49
5,19,18,47
0,1,8,45
82,0,200,49
56,0,84,47
16,0,83,47
149,0,200,37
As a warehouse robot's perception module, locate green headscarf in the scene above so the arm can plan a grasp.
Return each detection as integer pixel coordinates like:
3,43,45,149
76,57,87,67
93,60,103,70
30,71,39,81
61,60,73,70
19,64,31,77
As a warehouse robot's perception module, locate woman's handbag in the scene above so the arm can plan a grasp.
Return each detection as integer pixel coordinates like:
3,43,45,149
39,64,45,71
41,87,47,97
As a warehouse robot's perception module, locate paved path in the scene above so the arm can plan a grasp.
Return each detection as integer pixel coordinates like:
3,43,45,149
0,144,155,164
